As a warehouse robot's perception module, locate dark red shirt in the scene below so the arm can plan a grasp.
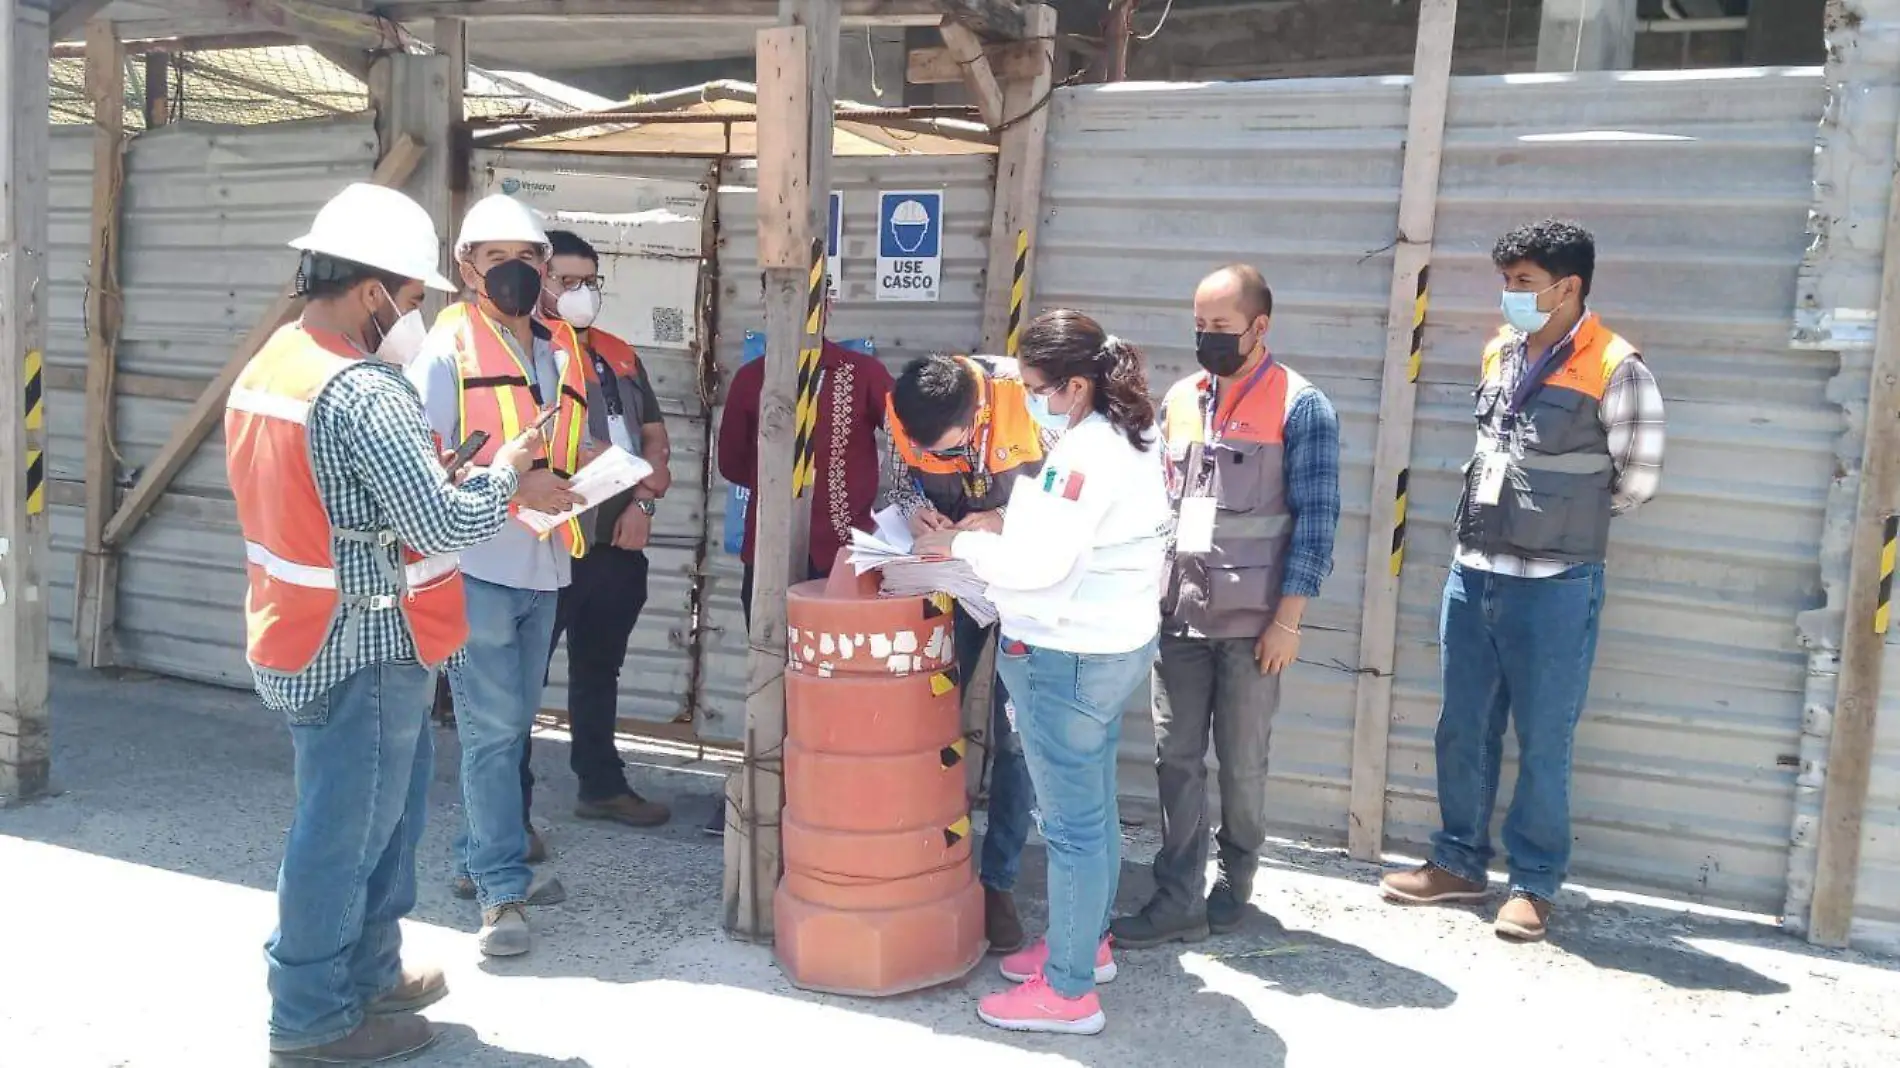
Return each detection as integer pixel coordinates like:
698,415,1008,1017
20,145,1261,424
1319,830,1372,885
718,339,893,572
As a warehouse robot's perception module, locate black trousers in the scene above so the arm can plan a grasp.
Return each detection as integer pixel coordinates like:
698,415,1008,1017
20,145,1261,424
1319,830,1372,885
521,547,650,816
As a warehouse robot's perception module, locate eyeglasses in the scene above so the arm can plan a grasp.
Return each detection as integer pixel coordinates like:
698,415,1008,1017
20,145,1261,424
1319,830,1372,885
553,278,605,294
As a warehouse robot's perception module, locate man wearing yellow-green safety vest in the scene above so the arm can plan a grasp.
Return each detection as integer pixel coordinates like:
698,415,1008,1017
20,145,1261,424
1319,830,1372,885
408,194,586,959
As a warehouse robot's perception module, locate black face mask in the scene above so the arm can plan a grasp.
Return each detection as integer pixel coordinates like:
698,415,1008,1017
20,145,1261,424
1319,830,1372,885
1194,329,1251,377
929,443,975,464
482,259,543,318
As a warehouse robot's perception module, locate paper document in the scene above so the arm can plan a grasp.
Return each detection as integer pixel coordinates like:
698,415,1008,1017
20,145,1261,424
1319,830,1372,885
872,504,915,552
845,527,997,626
516,446,653,536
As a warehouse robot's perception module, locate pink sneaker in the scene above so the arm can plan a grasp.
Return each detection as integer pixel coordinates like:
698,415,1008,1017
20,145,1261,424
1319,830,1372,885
998,937,1117,984
977,975,1106,1035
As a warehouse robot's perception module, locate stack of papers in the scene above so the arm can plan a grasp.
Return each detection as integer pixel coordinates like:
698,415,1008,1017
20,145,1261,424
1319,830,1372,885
846,507,999,626
517,446,655,536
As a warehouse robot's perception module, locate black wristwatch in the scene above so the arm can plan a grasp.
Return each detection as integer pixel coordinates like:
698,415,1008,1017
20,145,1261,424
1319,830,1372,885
634,498,657,517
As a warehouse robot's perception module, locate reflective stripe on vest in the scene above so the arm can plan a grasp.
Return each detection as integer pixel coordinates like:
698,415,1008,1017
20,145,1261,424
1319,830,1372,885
224,321,470,674
437,301,589,556
1455,314,1636,564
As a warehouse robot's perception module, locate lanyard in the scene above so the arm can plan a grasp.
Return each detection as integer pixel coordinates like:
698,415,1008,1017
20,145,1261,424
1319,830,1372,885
1201,358,1273,451
588,345,624,419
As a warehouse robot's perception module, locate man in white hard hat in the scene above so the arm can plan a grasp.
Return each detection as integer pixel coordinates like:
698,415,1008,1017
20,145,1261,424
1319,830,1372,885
227,182,544,1066
408,193,589,958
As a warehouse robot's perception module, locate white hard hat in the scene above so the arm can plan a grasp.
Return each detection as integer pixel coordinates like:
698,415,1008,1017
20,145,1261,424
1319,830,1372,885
289,183,456,292
456,193,551,260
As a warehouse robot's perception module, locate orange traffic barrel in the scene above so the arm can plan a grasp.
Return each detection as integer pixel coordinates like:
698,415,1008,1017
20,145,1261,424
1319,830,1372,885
774,558,986,996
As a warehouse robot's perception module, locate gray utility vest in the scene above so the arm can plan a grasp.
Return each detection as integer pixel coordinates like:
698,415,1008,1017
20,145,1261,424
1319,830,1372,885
1455,316,1637,564
1160,363,1308,641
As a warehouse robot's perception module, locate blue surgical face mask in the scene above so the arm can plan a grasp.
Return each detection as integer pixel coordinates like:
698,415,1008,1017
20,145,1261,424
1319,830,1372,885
1025,385,1072,434
1500,282,1562,334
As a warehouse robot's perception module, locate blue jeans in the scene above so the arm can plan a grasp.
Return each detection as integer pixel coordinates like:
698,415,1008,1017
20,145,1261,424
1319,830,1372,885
450,576,559,909
996,635,1156,1000
267,662,434,1050
954,606,1032,894
1431,561,1605,901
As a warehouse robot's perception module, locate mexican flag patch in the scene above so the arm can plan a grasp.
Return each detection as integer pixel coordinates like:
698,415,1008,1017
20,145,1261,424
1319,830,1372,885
1042,467,1086,501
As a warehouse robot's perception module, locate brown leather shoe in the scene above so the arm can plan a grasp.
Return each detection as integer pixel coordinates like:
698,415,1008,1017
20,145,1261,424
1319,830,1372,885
576,793,672,828
524,827,549,864
984,887,1026,954
367,967,447,1015
1380,863,1488,905
1495,892,1552,942
269,1013,436,1065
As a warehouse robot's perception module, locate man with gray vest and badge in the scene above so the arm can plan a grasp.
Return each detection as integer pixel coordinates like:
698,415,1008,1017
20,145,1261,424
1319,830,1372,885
1112,264,1340,948
1380,220,1664,942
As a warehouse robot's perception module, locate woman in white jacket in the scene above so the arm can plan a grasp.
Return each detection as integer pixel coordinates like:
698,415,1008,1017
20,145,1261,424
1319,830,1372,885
915,310,1171,1036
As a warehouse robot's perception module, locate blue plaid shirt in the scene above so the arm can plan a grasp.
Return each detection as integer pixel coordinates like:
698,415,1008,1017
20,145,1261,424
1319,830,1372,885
249,356,519,713
1280,387,1340,598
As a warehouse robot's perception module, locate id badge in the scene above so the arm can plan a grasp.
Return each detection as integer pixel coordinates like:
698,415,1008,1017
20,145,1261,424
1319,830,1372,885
1176,495,1218,554
1475,450,1509,506
607,415,636,455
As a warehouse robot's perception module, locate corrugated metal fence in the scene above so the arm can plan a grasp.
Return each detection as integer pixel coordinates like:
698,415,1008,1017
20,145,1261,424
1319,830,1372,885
1035,68,1831,914
44,118,382,684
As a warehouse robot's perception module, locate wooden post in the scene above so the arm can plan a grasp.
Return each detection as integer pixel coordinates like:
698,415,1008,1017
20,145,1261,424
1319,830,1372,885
75,17,124,670
1346,0,1457,862
1105,0,1134,82
938,18,1003,127
99,138,425,552
369,51,455,319
725,0,838,943
0,0,53,802
1806,87,1900,948
978,3,1054,355
437,17,468,232
142,51,169,127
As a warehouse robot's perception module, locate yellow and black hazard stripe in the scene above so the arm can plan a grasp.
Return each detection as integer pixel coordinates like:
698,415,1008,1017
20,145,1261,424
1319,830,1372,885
923,590,953,618
791,237,827,497
24,349,43,516
939,737,966,769
1389,467,1409,577
1877,515,1898,634
943,814,972,848
1006,229,1028,359
929,670,957,698
1406,265,1429,383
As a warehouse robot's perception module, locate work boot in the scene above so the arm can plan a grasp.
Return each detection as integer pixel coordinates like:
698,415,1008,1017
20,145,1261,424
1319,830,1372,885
1107,901,1209,950
367,966,448,1015
268,1013,436,1066
1206,870,1253,935
985,887,1026,954
525,827,549,864
478,903,532,958
1379,863,1488,906
576,792,672,828
526,870,567,906
1494,891,1552,942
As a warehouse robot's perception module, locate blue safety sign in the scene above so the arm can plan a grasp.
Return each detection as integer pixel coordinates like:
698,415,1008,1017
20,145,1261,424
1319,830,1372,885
876,190,943,303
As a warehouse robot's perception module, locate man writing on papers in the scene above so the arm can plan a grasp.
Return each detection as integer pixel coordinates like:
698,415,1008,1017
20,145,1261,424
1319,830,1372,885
912,310,1172,1036
887,352,1053,954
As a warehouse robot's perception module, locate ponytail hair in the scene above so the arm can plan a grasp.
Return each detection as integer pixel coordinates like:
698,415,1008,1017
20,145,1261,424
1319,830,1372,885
1017,309,1157,450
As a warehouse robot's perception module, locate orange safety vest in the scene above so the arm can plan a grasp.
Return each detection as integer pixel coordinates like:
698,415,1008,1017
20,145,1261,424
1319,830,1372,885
887,355,1045,517
543,318,641,384
224,322,470,674
438,301,589,556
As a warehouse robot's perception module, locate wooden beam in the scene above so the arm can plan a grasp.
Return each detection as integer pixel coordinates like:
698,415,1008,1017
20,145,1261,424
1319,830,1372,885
1346,0,1457,863
310,41,377,83
726,0,837,944
1808,71,1900,949
437,17,468,230
370,1,993,26
906,38,1042,84
49,0,112,42
938,17,1003,127
99,135,425,552
936,0,1027,38
143,51,170,128
51,31,299,58
76,17,124,671
978,2,1054,354
0,0,55,803
369,53,453,317
1105,0,1134,81
227,0,398,53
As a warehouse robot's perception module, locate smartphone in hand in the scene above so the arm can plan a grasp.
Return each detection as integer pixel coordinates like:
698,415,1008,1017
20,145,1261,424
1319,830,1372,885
442,429,490,481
